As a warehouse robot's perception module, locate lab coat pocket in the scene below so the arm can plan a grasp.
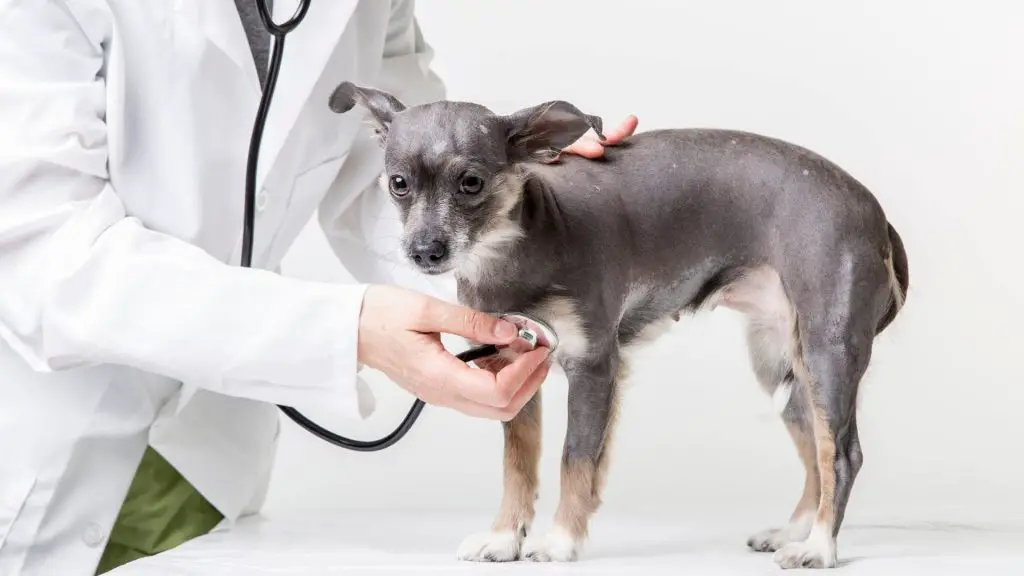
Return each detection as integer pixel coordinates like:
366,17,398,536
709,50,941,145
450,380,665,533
0,471,36,548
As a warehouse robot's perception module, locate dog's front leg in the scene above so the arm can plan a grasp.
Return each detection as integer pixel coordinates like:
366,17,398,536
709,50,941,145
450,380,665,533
523,351,623,562
457,356,542,562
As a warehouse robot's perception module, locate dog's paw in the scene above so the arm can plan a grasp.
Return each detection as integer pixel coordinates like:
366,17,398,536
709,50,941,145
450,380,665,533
521,526,579,562
456,530,522,562
772,534,837,569
747,528,788,553
747,517,813,553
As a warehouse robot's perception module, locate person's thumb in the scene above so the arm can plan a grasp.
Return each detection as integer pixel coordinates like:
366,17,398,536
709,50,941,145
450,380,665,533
413,298,519,344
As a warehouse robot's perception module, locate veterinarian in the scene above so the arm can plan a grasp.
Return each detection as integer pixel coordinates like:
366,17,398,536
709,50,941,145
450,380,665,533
0,2,637,575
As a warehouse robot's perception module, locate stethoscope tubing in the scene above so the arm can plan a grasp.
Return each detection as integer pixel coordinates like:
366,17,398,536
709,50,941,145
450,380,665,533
276,344,499,452
255,0,310,37
242,0,499,451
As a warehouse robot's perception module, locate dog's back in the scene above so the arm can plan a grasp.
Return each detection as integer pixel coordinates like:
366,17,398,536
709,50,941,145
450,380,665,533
530,127,892,251
521,127,900,331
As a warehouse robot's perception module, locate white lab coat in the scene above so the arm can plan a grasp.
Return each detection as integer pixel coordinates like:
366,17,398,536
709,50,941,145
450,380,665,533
0,1,450,574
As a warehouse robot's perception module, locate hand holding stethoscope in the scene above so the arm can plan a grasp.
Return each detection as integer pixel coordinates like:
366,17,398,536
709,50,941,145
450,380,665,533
358,285,556,421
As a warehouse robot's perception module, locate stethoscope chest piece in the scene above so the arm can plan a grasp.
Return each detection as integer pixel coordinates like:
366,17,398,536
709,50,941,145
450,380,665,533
499,313,559,353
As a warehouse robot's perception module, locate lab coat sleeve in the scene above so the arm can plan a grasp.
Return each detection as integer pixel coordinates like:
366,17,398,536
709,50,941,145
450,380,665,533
0,2,370,418
318,0,457,302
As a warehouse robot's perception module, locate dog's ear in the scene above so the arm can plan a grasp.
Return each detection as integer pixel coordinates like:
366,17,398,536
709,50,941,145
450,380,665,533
502,101,604,162
328,81,406,143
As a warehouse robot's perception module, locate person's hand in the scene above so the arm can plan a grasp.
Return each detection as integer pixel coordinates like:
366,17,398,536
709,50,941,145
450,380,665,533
556,114,638,160
357,285,552,421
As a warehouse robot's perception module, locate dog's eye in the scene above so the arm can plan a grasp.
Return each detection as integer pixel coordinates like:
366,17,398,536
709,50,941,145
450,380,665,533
389,175,409,196
459,175,484,194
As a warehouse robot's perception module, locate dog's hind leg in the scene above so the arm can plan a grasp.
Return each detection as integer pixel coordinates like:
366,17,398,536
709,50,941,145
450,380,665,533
720,267,820,554
522,350,623,562
747,375,820,552
457,372,542,562
771,261,883,569
771,345,867,569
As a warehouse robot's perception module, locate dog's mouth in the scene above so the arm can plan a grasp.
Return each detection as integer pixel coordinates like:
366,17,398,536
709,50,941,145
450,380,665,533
416,263,455,276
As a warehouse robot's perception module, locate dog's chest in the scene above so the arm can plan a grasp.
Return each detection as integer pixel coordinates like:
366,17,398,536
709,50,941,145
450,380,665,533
458,278,591,363
456,277,539,317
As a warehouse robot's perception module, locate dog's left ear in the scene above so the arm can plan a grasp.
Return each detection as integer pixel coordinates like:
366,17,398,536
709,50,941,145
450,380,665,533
328,81,406,143
502,101,604,162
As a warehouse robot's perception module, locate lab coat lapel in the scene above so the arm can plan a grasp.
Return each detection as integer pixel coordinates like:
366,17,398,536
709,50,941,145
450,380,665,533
185,0,360,136
256,0,360,187
193,0,264,93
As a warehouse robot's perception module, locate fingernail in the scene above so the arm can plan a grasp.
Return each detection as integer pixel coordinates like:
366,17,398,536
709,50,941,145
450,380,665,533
494,320,516,338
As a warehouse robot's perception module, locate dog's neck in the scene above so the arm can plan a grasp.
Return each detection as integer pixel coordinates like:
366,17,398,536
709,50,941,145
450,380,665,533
453,165,566,309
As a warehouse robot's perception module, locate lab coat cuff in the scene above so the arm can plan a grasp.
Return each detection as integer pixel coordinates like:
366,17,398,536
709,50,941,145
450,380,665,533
253,282,376,423
330,282,376,421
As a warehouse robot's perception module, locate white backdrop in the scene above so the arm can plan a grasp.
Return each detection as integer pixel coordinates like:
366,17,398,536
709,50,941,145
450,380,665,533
265,0,1023,532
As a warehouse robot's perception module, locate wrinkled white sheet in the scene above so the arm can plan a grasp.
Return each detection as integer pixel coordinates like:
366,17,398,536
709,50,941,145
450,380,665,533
109,512,1024,575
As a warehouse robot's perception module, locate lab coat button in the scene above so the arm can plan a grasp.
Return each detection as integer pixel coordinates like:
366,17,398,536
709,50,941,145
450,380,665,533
83,523,106,547
255,188,269,212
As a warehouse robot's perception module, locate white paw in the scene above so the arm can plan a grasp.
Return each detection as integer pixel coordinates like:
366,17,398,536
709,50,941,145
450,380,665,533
456,530,522,562
772,529,837,569
747,516,813,553
522,525,579,562
747,528,790,553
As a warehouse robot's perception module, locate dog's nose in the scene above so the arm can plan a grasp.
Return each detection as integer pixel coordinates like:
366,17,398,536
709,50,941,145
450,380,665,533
410,240,448,266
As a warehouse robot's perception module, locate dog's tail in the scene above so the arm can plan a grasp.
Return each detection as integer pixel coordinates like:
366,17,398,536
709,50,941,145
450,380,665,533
876,221,909,334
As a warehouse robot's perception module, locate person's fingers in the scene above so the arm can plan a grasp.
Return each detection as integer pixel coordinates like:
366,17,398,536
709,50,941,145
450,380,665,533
422,347,522,408
440,355,549,421
425,344,550,410
557,115,638,160
411,297,518,345
401,342,552,420
472,355,510,374
440,395,517,420
562,136,605,158
496,355,550,420
492,347,551,406
600,114,638,144
413,359,523,421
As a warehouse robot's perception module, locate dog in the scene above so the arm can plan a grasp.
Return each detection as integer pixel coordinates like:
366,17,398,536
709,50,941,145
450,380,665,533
327,81,909,570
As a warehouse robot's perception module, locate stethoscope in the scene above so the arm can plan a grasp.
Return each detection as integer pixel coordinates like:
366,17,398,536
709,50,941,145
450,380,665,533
241,1,557,451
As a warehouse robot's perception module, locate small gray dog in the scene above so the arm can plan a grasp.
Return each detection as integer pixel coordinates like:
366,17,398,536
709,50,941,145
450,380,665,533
327,81,909,570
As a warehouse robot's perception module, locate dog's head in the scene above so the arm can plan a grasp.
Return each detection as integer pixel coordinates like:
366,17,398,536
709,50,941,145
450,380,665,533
327,81,602,278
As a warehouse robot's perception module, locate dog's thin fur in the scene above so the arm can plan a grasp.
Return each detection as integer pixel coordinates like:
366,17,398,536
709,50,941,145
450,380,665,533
328,81,909,570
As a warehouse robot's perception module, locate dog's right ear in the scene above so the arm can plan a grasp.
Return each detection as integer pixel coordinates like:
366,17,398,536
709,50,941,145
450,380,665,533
328,81,406,144
502,100,604,163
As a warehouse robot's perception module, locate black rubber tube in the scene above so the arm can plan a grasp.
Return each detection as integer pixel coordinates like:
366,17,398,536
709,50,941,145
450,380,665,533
276,344,498,452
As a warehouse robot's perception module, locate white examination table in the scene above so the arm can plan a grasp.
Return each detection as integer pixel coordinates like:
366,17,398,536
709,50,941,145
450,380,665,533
108,511,1024,575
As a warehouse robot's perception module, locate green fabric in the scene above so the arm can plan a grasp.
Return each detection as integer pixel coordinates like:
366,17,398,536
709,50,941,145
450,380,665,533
95,446,224,574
